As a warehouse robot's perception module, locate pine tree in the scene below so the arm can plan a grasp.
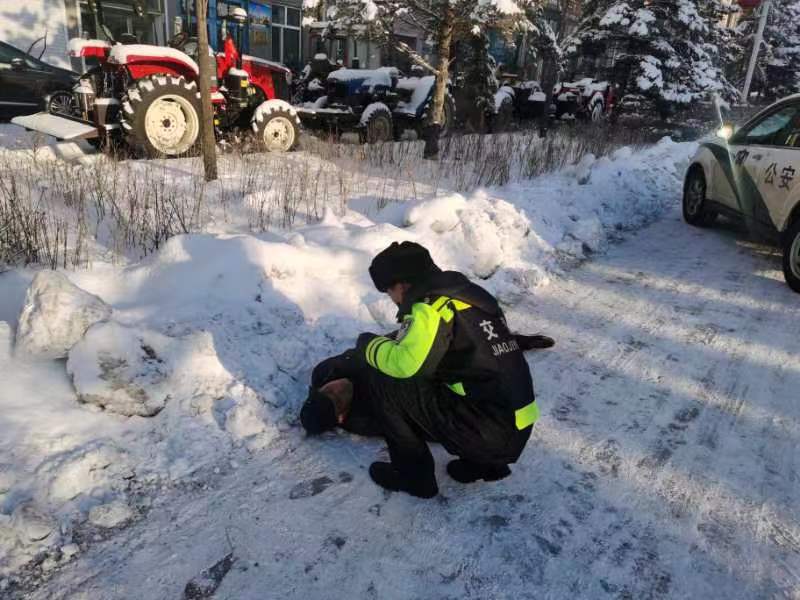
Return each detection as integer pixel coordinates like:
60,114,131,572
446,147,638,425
461,32,499,132
515,0,563,76
737,0,800,99
326,0,407,66
514,0,565,133
768,1,800,96
564,0,737,116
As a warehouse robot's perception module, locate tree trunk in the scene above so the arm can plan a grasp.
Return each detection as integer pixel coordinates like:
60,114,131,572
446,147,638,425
196,0,218,181
424,6,454,159
538,56,557,138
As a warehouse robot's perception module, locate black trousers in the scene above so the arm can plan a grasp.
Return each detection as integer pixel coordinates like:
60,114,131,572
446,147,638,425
360,370,531,481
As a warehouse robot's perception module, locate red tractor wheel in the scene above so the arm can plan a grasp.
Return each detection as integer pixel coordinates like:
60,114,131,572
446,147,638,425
121,75,202,157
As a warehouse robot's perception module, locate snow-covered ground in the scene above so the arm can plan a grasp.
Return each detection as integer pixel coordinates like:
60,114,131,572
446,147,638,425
1,125,797,598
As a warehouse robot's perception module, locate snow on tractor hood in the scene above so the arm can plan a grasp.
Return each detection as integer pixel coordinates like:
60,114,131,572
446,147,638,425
395,75,435,116
329,67,399,91
242,54,290,74
107,44,199,75
68,38,112,59
557,78,610,97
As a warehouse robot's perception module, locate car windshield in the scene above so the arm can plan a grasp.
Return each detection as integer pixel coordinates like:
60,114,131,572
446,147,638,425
737,105,800,146
0,42,43,69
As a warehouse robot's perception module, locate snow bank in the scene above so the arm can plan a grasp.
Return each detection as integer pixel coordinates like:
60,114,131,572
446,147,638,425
355,136,695,290
16,271,112,360
0,322,11,360
67,323,176,417
0,135,697,579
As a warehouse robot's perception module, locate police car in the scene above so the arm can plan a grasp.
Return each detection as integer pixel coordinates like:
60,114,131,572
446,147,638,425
683,95,800,292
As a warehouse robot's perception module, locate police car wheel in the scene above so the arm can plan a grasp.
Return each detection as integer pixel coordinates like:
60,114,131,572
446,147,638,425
782,218,800,293
683,168,717,227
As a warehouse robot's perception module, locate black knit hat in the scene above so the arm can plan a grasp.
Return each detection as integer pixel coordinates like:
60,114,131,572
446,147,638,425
368,242,440,292
300,388,338,435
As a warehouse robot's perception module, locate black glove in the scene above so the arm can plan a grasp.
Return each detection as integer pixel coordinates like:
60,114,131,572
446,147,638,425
514,333,555,351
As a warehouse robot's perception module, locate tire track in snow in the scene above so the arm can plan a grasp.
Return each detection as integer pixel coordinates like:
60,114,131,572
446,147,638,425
517,210,800,598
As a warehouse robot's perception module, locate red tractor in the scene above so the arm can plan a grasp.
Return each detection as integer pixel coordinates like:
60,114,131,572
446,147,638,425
12,6,299,155
552,78,615,122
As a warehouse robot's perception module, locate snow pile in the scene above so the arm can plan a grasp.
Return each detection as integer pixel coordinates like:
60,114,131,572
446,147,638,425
0,322,12,360
87,500,134,529
67,323,181,417
351,137,695,298
0,135,697,579
15,271,112,360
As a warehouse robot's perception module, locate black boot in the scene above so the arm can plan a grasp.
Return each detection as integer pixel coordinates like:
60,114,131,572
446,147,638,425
369,462,438,499
447,459,511,484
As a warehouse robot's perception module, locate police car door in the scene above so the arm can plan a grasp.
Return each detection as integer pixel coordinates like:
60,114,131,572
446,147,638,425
723,104,800,229
752,102,800,231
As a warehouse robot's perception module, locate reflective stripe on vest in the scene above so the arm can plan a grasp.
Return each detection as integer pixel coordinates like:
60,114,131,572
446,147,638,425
446,381,466,396
515,401,539,430
431,296,470,323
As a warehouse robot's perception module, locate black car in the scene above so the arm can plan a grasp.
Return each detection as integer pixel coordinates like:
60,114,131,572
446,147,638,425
0,40,79,120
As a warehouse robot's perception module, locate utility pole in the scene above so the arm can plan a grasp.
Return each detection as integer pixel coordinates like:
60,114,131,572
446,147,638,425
741,0,771,104
196,0,218,181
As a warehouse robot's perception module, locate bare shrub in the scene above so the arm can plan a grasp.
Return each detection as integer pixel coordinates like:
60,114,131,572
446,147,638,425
0,122,651,270
0,152,78,269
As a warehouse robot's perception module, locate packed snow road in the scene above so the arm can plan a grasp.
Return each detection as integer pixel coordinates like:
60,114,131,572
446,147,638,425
21,208,799,600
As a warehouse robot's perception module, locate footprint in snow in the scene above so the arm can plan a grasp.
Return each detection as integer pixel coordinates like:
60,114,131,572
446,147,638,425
289,472,352,499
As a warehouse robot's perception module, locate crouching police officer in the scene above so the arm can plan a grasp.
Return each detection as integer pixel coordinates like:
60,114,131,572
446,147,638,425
352,241,541,498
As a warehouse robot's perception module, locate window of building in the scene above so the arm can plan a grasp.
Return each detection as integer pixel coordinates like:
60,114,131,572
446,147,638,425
283,28,299,67
270,3,301,69
272,26,282,61
248,1,272,59
78,0,165,45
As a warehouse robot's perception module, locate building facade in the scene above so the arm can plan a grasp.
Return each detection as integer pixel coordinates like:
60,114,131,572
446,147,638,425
0,0,76,69
0,0,174,71
170,0,303,70
302,0,426,71
2,0,578,81
0,0,303,72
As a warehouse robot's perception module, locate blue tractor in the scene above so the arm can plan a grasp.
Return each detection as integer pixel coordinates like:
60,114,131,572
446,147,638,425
296,66,455,143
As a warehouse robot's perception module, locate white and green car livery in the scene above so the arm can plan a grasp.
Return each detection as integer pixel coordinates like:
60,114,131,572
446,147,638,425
683,94,800,292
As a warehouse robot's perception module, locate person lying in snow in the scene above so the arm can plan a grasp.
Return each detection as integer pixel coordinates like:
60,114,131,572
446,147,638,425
300,241,553,499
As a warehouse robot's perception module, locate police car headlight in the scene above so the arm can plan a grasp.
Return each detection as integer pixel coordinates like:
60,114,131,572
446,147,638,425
717,124,734,140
